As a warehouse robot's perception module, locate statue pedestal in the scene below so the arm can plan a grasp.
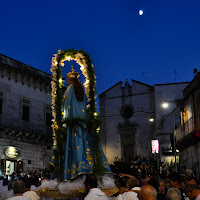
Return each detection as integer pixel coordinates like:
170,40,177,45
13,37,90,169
39,187,118,199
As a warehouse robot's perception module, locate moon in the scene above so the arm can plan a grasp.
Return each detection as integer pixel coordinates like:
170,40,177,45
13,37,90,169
139,10,143,16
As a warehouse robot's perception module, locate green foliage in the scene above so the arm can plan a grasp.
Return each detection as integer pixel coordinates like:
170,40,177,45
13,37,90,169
51,49,104,182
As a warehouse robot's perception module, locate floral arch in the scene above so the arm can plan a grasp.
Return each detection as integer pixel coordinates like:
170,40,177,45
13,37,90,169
51,49,102,181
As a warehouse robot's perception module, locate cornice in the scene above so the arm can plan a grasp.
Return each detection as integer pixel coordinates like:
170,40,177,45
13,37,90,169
0,62,51,93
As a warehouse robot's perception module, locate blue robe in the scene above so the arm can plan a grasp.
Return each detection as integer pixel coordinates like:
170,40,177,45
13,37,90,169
62,85,111,181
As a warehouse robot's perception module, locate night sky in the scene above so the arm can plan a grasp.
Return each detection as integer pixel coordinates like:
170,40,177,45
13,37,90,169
1,0,199,96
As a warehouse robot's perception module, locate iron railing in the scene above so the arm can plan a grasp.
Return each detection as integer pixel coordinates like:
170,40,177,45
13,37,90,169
174,116,197,141
0,115,52,135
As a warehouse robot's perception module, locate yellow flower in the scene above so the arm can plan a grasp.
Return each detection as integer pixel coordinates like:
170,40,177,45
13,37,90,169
82,110,85,112
74,133,77,136
87,148,90,151
77,146,80,149
68,106,71,108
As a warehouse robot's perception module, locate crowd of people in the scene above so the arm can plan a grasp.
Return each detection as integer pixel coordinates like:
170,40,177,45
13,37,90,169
0,169,200,200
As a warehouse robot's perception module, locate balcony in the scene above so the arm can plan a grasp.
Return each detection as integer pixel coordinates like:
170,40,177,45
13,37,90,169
174,116,200,150
0,115,52,136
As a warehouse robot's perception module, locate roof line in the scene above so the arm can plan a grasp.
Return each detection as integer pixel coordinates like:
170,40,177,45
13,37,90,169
0,53,51,76
154,82,189,86
99,81,123,97
131,79,153,88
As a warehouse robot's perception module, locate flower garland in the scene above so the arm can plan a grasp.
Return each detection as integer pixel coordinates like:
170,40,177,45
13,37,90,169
51,49,103,182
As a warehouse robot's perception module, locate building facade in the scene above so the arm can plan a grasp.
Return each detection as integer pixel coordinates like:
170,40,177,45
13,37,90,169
99,80,155,164
0,54,52,175
99,79,189,166
154,82,189,164
175,70,200,177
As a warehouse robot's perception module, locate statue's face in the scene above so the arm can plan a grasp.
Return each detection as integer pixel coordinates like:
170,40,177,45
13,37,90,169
68,77,74,84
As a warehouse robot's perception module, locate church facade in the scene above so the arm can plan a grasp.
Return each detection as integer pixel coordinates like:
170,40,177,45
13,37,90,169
99,79,189,165
0,54,52,175
99,80,155,164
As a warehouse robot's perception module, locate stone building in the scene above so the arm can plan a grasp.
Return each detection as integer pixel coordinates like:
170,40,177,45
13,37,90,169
0,54,52,175
175,69,200,177
154,82,189,164
99,79,189,165
99,80,155,164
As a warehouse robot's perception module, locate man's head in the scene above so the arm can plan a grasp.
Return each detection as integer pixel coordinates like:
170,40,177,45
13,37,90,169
139,185,157,200
116,176,128,188
126,176,138,190
184,183,200,200
12,181,26,195
84,175,98,192
167,172,181,188
166,188,181,200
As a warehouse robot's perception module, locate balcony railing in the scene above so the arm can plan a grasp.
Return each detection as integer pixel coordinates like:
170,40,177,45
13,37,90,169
0,115,52,135
174,116,196,141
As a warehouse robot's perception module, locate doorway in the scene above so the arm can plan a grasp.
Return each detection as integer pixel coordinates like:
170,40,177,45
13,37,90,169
6,160,15,175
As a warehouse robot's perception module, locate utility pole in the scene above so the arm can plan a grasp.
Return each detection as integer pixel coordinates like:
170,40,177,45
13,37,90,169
170,132,177,172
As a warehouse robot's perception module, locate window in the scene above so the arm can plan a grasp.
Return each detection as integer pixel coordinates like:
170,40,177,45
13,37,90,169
121,105,134,119
22,99,29,121
45,105,52,127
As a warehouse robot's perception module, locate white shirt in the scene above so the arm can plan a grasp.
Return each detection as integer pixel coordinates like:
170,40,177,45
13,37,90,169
196,194,200,200
116,188,139,200
23,191,40,200
84,188,109,200
7,196,31,200
2,189,14,200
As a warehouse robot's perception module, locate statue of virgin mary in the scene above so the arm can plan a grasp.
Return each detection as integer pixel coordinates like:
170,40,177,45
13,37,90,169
62,67,111,181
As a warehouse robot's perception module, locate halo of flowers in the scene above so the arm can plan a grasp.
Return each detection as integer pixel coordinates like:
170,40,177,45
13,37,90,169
50,49,103,181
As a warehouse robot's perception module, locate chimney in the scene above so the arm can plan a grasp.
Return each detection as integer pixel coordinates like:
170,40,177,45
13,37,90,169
194,68,198,77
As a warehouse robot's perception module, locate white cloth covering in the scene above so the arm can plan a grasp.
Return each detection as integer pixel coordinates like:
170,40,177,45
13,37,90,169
84,188,109,200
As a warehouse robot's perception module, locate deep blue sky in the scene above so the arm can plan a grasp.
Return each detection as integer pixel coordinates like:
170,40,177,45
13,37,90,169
1,0,199,95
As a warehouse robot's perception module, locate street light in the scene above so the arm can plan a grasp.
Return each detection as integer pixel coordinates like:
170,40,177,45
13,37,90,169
162,102,169,109
160,100,183,172
149,117,154,122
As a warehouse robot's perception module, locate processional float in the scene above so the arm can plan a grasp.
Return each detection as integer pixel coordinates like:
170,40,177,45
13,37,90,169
38,49,118,199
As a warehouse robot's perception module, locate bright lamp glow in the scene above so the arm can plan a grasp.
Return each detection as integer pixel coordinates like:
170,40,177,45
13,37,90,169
59,78,63,84
149,118,154,122
162,102,169,108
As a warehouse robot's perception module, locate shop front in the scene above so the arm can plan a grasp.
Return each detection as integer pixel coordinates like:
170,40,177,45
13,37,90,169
1,146,23,175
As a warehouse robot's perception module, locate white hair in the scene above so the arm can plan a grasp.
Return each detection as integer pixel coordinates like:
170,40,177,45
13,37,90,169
167,188,181,200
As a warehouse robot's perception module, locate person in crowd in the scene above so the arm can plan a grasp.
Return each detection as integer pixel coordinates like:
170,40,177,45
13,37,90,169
114,176,129,196
184,182,200,200
115,173,139,200
138,185,157,200
167,172,189,200
157,180,167,200
2,182,14,200
84,174,109,200
0,177,9,200
166,188,181,200
23,180,40,200
7,181,31,200
148,176,159,191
